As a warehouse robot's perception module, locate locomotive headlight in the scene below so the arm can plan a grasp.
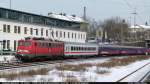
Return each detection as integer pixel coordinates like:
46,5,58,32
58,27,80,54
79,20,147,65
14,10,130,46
23,50,29,53
17,50,22,52
17,50,29,53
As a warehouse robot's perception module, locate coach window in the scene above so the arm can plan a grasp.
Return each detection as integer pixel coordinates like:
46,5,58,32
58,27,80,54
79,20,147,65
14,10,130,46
71,46,73,51
65,47,67,51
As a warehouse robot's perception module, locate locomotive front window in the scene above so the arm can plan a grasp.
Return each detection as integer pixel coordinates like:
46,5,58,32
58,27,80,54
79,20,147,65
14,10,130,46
18,42,24,46
18,41,31,46
24,42,31,46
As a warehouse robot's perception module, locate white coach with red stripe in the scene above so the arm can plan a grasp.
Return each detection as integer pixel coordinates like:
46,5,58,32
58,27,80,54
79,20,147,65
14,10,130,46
64,42,98,57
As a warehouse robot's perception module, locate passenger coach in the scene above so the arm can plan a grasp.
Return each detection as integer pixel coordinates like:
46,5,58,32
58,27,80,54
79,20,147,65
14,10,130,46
64,42,98,57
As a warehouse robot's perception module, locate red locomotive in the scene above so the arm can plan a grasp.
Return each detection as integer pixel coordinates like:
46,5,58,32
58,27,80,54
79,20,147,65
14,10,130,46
16,37,64,61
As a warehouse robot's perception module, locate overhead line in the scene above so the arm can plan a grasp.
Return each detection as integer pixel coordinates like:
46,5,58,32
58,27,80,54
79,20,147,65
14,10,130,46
123,0,133,9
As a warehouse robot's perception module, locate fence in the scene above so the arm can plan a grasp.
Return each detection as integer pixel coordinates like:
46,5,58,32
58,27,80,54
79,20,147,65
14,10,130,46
0,51,16,56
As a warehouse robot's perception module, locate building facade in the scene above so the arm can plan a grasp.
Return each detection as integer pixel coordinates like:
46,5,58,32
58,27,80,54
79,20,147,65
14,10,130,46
129,25,150,41
0,7,87,51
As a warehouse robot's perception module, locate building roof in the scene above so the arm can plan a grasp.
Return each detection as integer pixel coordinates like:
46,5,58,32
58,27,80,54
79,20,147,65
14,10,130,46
130,25,150,29
48,13,85,23
0,7,85,23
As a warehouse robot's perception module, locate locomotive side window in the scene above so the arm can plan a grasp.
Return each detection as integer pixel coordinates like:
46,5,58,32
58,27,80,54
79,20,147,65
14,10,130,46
34,43,37,46
71,46,73,51
49,43,51,47
38,42,41,47
42,43,45,47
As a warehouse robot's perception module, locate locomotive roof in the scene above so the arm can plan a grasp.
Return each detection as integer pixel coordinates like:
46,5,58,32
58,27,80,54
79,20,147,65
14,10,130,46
99,44,146,48
64,42,98,45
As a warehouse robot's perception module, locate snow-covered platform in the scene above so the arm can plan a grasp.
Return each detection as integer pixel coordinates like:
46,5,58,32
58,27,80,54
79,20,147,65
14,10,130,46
0,55,16,63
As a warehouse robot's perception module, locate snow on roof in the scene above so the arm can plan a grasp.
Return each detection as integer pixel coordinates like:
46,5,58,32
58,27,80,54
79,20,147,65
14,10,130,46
130,25,150,29
48,13,85,23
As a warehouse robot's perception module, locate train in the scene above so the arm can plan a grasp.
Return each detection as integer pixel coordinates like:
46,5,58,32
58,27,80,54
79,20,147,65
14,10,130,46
15,37,149,62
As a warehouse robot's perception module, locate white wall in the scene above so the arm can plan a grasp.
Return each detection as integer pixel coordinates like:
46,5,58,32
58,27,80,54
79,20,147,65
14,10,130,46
0,20,87,51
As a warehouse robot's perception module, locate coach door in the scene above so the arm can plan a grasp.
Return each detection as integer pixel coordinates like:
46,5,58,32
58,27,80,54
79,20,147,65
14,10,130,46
48,43,52,57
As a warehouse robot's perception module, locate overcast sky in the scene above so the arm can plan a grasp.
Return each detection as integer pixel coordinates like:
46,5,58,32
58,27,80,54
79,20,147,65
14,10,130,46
0,0,150,25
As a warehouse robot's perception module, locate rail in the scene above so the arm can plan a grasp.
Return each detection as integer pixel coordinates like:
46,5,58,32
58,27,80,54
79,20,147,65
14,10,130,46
117,62,150,82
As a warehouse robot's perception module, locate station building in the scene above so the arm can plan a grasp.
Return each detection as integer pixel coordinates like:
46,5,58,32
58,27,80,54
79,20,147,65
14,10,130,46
0,7,87,52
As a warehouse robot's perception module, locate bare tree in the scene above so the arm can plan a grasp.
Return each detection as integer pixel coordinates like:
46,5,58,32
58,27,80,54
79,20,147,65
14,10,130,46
100,17,129,43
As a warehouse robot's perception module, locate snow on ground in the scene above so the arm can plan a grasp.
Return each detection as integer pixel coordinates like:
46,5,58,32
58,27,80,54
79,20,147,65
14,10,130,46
0,55,16,63
0,56,150,82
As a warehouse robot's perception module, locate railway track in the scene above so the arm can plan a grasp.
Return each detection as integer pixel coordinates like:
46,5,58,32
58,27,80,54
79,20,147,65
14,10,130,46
117,62,150,82
0,56,110,71
0,55,128,71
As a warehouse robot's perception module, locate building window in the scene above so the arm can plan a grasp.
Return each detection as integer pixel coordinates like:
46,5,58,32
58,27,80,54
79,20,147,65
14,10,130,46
18,26,21,34
24,27,27,34
7,40,10,50
68,32,70,38
46,30,48,36
81,34,82,39
14,26,17,33
64,32,65,38
72,33,73,38
14,40,16,51
56,31,58,37
3,24,10,33
7,25,10,33
35,29,38,35
78,34,80,39
75,33,76,39
41,28,43,36
14,26,21,34
3,40,6,50
30,28,33,35
60,31,62,38
3,24,6,32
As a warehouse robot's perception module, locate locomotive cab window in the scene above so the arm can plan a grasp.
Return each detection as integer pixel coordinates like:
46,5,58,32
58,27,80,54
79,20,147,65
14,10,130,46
18,41,24,46
24,42,31,46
